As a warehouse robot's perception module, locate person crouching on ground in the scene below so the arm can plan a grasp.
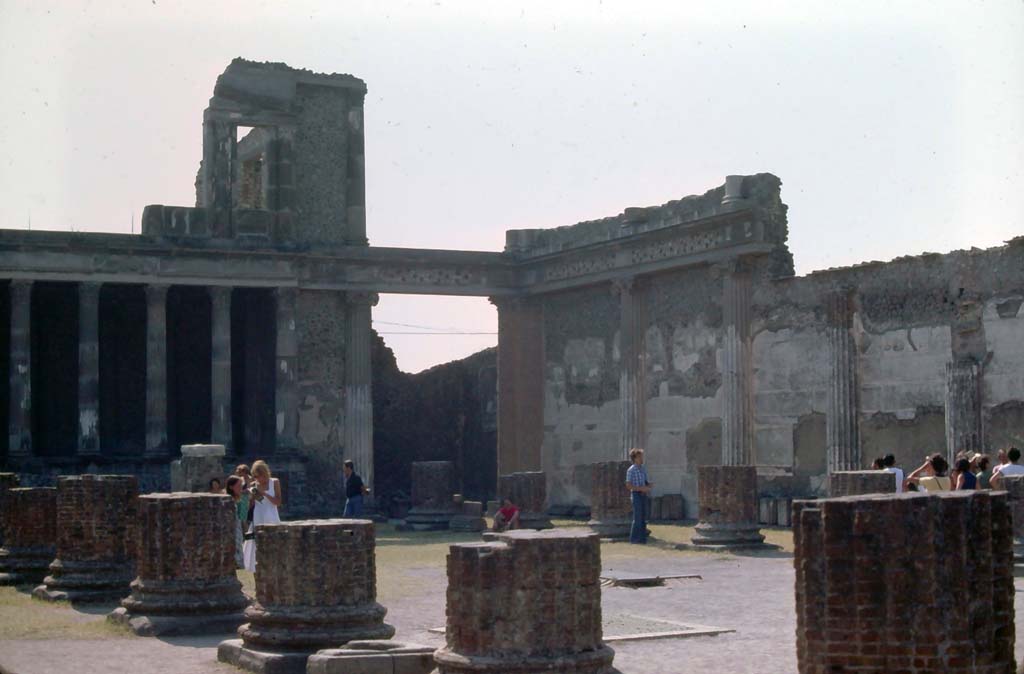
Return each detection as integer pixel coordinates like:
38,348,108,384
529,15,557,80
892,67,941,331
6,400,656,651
493,498,520,531
626,448,652,545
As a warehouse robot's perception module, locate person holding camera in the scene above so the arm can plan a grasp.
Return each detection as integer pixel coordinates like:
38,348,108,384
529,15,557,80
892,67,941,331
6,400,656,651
242,460,282,572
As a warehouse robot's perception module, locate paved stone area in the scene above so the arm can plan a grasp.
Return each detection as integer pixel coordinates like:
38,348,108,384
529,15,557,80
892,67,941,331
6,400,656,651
2,536,1024,673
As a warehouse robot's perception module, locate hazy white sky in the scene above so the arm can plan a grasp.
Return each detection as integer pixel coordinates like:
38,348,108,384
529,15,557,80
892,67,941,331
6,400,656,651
1,1,1021,372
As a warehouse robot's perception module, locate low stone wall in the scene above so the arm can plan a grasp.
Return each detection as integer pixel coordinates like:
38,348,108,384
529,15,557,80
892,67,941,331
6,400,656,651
794,491,1014,673
691,466,764,547
109,493,247,636
434,528,615,674
0,487,57,585
828,470,897,497
34,474,139,603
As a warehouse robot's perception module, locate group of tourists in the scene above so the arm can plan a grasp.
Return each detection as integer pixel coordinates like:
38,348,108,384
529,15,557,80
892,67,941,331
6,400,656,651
871,447,1024,493
209,460,281,572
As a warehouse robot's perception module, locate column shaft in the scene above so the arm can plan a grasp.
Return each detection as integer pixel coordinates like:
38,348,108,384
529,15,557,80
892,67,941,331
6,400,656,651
274,287,299,450
613,278,645,457
345,99,367,245
77,282,101,456
721,267,754,466
145,285,169,458
945,359,984,461
344,292,377,489
8,280,33,459
826,289,861,472
492,297,545,477
210,286,232,451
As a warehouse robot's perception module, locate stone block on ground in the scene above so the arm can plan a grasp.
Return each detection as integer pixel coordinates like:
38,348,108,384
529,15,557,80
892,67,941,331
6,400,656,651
219,519,394,674
107,492,247,636
497,471,552,529
0,487,57,585
690,466,766,548
307,640,435,674
33,474,138,603
450,501,486,532
587,461,632,539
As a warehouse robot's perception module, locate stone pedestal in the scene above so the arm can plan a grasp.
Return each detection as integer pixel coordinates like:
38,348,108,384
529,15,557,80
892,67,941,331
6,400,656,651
497,471,552,529
218,519,394,674
435,529,615,674
308,641,434,674
107,493,247,636
170,444,226,493
34,475,139,603
999,475,1024,575
691,466,765,548
828,470,897,497
0,473,21,548
0,487,57,585
587,461,632,539
794,491,1014,673
449,501,486,532
402,461,457,531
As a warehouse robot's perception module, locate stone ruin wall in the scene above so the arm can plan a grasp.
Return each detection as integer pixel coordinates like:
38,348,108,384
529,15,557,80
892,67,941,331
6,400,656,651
539,184,1024,507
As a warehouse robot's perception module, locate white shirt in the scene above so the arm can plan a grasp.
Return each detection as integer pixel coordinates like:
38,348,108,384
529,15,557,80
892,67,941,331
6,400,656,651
885,467,905,493
995,463,1024,478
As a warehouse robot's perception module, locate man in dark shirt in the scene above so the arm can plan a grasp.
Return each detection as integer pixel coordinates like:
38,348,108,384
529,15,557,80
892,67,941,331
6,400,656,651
343,460,367,517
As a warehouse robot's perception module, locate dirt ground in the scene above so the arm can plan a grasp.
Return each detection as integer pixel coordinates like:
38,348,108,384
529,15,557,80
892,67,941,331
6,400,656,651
0,521,1019,674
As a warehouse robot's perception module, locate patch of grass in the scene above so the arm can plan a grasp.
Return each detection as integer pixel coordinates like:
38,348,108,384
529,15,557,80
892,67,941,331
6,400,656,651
0,587,128,640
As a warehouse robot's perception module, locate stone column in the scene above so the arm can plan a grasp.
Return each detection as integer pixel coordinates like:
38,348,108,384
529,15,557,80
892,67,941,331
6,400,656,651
721,264,754,466
492,296,545,477
612,277,645,457
201,116,235,235
587,460,633,538
109,493,247,636
345,96,367,245
78,282,101,456
497,471,552,529
274,287,299,450
945,359,984,461
403,461,457,530
826,288,861,472
209,286,233,451
344,292,378,491
828,470,896,497
145,284,169,458
435,529,615,674
34,475,139,603
794,491,1014,673
691,465,765,547
218,519,395,673
0,487,56,585
8,280,32,459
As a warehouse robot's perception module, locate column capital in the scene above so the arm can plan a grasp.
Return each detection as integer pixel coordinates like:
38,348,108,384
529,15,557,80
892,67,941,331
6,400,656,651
711,255,756,279
346,291,379,307
208,285,232,308
609,276,636,299
9,278,33,298
145,283,170,302
489,295,539,312
79,281,102,302
275,286,298,303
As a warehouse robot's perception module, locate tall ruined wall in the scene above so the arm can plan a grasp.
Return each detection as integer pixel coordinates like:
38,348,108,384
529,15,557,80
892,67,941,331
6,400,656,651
373,337,497,508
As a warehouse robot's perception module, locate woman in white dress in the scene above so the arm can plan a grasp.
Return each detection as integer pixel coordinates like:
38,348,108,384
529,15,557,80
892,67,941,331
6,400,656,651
242,459,282,572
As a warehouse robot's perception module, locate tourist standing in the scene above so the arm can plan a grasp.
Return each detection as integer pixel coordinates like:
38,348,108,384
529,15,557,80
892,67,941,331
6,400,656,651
882,454,904,493
954,458,977,490
343,460,368,517
625,448,651,545
991,447,1024,489
975,454,994,489
243,460,282,572
225,475,250,569
904,454,951,492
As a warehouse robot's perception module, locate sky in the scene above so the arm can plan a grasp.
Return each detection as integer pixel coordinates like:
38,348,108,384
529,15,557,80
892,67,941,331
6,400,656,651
0,1,1021,373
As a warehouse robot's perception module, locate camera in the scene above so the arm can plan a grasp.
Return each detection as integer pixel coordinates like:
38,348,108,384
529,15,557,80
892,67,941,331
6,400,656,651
249,484,264,502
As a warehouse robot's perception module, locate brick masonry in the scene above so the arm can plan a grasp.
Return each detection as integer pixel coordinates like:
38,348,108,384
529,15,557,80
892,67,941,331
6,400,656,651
828,470,897,497
793,491,1015,674
497,471,552,529
0,487,57,584
587,461,632,538
691,465,765,547
404,461,457,530
434,528,615,674
219,518,394,673
0,472,21,548
999,474,1024,564
33,474,139,603
109,493,247,635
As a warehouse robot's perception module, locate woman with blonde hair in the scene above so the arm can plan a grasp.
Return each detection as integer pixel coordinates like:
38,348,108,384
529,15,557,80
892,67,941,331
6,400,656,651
242,459,282,572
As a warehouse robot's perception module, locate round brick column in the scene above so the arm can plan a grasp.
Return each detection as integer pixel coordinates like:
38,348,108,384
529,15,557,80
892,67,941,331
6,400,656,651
219,519,394,672
691,465,765,547
33,474,139,603
0,472,21,548
587,461,632,538
794,491,1015,673
435,529,615,674
0,487,57,585
404,461,457,530
497,471,552,529
108,493,248,635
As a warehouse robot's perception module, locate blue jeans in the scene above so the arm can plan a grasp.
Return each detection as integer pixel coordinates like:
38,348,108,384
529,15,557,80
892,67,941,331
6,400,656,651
630,491,647,544
344,494,364,517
